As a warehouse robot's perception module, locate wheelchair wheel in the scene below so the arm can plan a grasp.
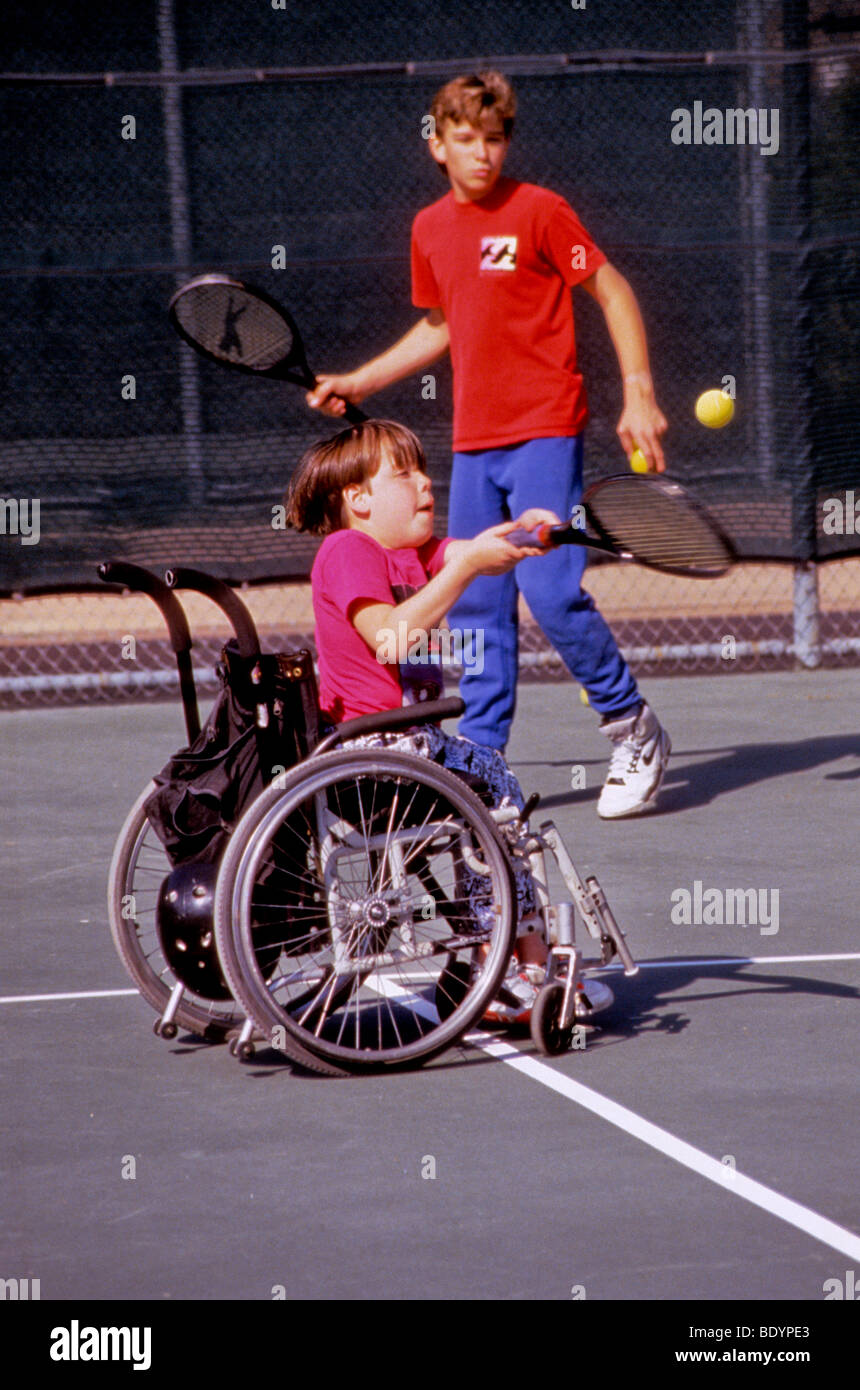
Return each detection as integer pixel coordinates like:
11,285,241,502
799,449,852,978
108,782,246,1042
214,749,518,1071
531,983,574,1056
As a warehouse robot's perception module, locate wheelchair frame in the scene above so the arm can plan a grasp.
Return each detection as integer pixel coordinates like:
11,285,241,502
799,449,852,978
100,561,637,1073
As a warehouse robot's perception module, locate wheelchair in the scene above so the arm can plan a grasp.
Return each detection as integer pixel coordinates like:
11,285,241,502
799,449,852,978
100,561,638,1077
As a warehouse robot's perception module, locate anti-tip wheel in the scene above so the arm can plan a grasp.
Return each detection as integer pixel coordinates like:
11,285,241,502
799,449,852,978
530,982,574,1056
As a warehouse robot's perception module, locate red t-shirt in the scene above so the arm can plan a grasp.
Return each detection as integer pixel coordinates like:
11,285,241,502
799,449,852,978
311,529,451,723
411,177,606,452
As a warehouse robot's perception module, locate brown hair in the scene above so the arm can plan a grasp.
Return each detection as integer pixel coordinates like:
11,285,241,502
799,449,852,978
430,70,516,141
285,418,428,536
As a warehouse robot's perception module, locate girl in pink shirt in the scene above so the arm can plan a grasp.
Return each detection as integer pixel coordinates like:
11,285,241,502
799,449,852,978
286,418,556,1021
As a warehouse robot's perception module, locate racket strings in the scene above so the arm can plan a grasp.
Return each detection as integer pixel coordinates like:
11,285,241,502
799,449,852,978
587,478,733,576
174,285,294,370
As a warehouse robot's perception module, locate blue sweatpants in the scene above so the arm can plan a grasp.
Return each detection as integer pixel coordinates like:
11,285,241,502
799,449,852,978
447,435,640,751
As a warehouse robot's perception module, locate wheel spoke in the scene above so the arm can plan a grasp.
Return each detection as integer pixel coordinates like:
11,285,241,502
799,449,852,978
109,784,244,1038
220,751,516,1068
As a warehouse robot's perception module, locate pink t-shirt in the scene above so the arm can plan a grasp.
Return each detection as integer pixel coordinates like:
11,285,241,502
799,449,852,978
311,529,451,723
411,178,606,452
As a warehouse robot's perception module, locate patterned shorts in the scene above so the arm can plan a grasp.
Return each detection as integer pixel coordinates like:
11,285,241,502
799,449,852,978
340,724,537,926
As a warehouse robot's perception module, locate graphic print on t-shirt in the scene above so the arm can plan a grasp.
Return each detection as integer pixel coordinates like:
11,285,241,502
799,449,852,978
480,236,517,271
391,582,444,705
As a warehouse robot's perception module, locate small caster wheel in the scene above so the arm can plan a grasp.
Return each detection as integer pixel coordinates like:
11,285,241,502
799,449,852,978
159,1020,178,1041
435,959,472,1021
237,1040,255,1061
531,983,573,1056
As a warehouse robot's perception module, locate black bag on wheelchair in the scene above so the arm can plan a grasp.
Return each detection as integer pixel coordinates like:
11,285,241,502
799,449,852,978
144,641,320,868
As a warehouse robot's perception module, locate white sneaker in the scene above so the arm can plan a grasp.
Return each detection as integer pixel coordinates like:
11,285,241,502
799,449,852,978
484,962,543,1025
597,700,671,819
575,977,614,1017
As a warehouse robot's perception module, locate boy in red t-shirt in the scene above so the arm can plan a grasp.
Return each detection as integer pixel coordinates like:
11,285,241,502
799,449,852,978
285,417,613,1023
308,71,671,820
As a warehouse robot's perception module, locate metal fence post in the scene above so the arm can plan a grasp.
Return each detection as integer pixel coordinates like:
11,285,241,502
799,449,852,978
157,0,206,508
792,561,822,667
782,0,823,667
737,0,777,493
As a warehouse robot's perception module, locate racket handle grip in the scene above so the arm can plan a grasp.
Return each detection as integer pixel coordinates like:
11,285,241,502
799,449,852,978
506,523,551,548
307,373,366,424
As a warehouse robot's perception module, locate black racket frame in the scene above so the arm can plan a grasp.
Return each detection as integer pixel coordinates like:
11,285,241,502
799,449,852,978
509,473,736,579
168,273,367,424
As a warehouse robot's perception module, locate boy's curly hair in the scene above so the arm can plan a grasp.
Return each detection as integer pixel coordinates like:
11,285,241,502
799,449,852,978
430,70,516,141
285,418,428,536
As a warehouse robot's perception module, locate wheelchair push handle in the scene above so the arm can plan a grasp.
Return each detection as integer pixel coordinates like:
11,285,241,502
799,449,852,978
165,568,281,783
97,560,201,743
97,561,193,656
165,567,260,661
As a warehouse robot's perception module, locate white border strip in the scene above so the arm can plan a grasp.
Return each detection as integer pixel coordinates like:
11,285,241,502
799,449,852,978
597,951,860,971
369,974,860,1264
0,988,138,1004
466,1032,860,1263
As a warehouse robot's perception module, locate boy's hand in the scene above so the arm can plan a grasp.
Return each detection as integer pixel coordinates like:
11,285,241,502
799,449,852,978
617,381,668,473
580,263,668,471
306,374,365,418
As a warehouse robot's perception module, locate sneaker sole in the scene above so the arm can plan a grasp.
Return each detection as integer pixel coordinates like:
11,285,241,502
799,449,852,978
575,982,614,1017
482,1009,531,1026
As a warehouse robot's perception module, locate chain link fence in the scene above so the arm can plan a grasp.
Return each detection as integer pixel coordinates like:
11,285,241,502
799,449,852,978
3,557,859,711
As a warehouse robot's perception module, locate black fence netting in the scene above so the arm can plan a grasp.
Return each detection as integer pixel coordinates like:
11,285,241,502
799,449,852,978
2,0,859,593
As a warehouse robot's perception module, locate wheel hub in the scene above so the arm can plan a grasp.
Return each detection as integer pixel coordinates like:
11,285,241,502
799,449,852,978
344,893,398,953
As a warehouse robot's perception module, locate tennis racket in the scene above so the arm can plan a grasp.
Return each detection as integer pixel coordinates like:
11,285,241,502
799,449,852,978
506,473,735,578
168,273,367,423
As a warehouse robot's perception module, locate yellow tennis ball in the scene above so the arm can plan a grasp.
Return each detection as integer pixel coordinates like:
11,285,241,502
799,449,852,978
695,388,735,428
629,448,649,473
580,686,590,705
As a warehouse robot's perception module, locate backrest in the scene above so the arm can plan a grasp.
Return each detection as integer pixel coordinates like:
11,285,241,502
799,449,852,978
144,640,321,867
218,640,321,764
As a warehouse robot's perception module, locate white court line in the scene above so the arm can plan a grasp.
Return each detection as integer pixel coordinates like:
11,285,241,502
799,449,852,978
596,951,860,971
370,974,860,1264
0,988,138,1004
465,1032,860,1263
4,951,857,1006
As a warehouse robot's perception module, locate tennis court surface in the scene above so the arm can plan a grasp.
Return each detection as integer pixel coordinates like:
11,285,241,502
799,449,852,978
2,667,858,1321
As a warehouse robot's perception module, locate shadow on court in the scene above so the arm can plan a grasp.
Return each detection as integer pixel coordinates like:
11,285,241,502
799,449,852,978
530,730,860,814
599,960,860,1034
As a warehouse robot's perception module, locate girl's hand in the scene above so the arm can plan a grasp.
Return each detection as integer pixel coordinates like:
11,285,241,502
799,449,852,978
464,519,554,575
510,508,562,542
